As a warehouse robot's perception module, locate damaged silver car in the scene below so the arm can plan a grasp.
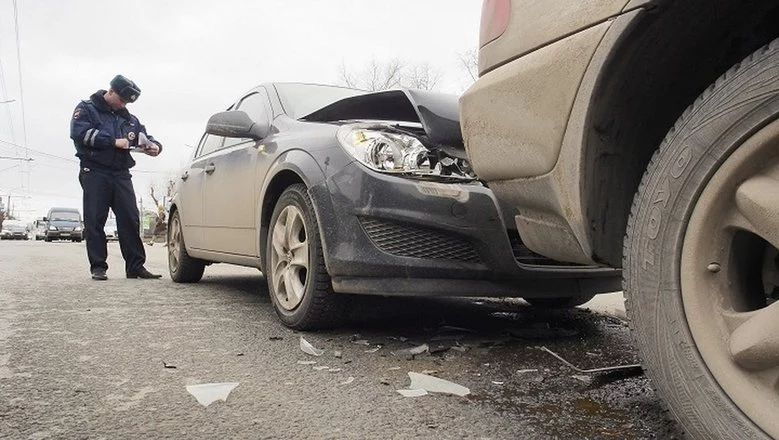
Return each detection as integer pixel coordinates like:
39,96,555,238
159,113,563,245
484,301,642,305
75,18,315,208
168,82,620,329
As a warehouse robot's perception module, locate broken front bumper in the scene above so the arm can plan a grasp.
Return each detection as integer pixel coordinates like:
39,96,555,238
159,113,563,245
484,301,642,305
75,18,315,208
310,162,620,298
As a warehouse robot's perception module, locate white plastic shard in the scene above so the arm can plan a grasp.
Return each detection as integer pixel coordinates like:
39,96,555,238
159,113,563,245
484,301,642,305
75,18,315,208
297,360,317,365
186,382,239,407
397,389,429,397
341,377,355,385
300,336,325,356
407,372,470,397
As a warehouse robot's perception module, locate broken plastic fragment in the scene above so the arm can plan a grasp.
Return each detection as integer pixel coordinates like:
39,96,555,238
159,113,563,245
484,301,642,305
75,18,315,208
387,366,401,371
300,337,325,356
329,368,342,373
313,366,330,371
407,372,470,397
334,350,343,358
297,360,317,365
185,382,239,407
516,369,538,374
352,340,371,346
397,389,428,397
492,381,504,385
364,346,382,354
340,377,355,385
391,344,429,357
162,362,176,369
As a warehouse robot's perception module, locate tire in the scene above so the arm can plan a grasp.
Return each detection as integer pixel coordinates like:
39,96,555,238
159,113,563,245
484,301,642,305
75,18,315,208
524,294,595,309
624,40,779,439
167,209,205,283
44,237,51,242
265,184,345,330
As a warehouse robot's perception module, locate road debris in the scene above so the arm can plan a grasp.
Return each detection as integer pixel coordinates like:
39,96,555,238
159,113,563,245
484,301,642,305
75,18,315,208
162,362,176,369
391,344,429,358
297,360,317,365
313,366,330,371
397,389,428,397
380,378,391,385
492,381,504,385
329,368,342,373
387,366,401,371
352,340,371,346
269,336,283,341
185,382,239,407
300,337,325,356
516,369,538,374
540,346,643,374
340,377,355,385
364,346,382,354
334,350,343,358
407,372,470,397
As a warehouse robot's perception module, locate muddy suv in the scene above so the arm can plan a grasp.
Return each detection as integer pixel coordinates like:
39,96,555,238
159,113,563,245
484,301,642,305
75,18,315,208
460,1,779,438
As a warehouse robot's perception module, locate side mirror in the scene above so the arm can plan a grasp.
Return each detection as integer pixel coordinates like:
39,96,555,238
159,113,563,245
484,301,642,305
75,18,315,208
205,111,269,140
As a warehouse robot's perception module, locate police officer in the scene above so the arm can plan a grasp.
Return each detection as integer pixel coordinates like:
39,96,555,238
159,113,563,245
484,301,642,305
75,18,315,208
70,74,163,280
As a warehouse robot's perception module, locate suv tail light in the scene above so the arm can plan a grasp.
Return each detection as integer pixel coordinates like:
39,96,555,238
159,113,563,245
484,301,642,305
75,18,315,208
479,0,511,48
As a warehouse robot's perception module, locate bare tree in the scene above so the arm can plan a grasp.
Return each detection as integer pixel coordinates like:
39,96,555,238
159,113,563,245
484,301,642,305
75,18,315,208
458,49,479,83
338,58,441,91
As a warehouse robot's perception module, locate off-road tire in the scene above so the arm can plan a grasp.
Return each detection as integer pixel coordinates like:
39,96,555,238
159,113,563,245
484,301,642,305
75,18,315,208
266,184,345,330
624,39,779,439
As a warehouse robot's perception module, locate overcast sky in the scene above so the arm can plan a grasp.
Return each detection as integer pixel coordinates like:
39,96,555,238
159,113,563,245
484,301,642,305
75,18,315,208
0,0,480,222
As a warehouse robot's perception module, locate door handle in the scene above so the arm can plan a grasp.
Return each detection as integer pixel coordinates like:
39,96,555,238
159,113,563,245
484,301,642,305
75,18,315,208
181,171,189,181
205,163,216,174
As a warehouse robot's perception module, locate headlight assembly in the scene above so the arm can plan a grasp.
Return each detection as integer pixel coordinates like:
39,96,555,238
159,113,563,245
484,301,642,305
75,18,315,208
48,225,57,231
337,124,475,180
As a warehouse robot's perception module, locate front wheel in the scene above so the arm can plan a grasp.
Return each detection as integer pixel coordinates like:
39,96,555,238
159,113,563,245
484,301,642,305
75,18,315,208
266,184,345,330
167,210,205,283
624,39,779,439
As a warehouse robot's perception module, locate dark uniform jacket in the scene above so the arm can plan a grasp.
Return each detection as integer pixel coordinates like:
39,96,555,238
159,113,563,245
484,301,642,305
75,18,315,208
70,90,162,172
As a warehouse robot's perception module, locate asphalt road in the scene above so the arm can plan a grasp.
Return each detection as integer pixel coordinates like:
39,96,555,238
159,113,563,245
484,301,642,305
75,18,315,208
0,240,682,439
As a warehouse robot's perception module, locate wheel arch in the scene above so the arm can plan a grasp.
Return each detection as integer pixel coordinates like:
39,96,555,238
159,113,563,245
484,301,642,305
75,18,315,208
582,0,779,266
257,150,326,272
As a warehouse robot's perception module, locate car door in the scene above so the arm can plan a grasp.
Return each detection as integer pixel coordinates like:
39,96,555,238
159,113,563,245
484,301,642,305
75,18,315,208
201,88,272,256
177,134,222,250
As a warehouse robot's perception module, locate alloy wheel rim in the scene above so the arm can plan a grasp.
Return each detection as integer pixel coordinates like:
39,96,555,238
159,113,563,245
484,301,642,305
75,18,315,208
269,205,309,311
681,118,779,437
168,215,181,272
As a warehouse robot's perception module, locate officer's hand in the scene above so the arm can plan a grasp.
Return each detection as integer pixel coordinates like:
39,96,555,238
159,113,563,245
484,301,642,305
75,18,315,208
115,139,130,149
144,143,160,157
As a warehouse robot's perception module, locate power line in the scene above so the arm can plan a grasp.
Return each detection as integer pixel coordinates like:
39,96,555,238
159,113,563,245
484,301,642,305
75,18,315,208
0,138,77,163
11,0,27,150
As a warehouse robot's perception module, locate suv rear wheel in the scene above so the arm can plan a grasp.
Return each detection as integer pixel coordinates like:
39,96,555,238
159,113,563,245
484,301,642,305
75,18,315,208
624,39,779,439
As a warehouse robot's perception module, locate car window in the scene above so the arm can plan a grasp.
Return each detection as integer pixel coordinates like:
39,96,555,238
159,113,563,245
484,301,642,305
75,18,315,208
198,134,225,157
236,89,270,125
49,211,80,221
274,83,365,119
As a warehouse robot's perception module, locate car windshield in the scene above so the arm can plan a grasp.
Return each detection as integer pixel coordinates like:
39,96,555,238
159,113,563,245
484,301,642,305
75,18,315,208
274,83,366,119
50,211,80,221
4,222,25,231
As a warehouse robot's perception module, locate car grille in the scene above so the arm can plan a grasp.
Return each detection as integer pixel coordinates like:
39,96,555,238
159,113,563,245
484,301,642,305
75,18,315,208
359,217,482,263
507,229,586,266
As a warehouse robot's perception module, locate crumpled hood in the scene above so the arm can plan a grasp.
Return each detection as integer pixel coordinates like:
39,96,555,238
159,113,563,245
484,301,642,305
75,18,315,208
302,89,465,159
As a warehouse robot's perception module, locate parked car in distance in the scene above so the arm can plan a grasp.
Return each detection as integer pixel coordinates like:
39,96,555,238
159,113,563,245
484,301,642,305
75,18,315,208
168,82,621,331
1,220,28,240
43,207,83,242
104,218,118,241
33,218,47,240
459,1,779,438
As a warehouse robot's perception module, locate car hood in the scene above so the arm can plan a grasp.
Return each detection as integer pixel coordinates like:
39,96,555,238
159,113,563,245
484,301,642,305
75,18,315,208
301,89,465,159
50,220,80,227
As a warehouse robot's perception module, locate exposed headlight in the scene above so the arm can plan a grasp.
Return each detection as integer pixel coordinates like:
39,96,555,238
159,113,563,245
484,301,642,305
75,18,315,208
337,124,475,180
48,225,57,231
74,227,82,232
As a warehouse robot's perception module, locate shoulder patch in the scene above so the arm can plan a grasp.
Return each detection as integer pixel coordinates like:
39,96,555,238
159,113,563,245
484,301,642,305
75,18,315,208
73,108,83,119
